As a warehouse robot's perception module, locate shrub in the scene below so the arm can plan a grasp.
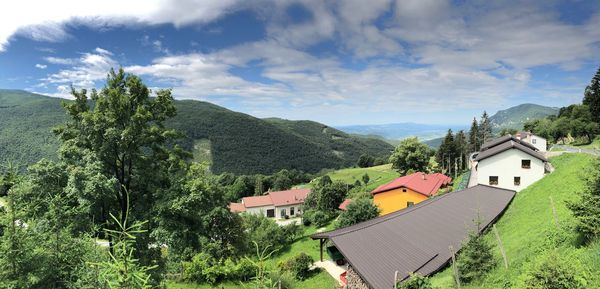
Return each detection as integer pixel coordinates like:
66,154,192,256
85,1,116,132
281,223,304,243
566,160,600,241
335,198,379,229
183,252,216,283
268,270,296,289
397,273,433,289
302,209,314,226
278,253,314,280
243,214,287,253
518,250,589,289
234,258,257,281
456,231,496,284
311,210,332,228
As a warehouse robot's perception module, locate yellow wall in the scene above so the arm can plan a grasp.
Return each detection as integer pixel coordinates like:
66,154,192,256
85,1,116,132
373,187,428,215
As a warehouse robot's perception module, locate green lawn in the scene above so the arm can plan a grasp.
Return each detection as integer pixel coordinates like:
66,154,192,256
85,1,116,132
325,164,399,191
166,225,338,289
430,153,600,288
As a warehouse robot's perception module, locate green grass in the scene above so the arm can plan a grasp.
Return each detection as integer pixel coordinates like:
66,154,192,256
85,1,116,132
430,153,600,288
166,225,338,289
325,164,399,191
574,136,600,150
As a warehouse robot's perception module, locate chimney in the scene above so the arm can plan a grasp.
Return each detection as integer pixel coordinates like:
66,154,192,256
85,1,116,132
422,173,426,180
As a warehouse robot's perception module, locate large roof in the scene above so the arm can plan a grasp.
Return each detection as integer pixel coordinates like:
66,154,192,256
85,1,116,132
480,134,538,152
229,202,246,213
241,195,273,208
371,172,452,196
268,188,311,206
475,140,547,162
312,185,516,289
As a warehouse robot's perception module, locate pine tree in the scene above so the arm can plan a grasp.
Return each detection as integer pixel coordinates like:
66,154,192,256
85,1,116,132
457,230,496,284
583,66,600,123
468,117,480,152
479,111,492,144
436,130,456,173
454,130,468,171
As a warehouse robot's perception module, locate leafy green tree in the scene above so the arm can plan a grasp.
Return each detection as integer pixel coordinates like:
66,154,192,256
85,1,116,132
277,253,313,280
583,66,600,123
357,154,374,168
468,117,480,152
389,137,433,175
479,111,492,144
316,181,347,212
567,159,600,241
551,117,571,143
499,128,518,136
254,175,265,195
273,170,292,191
335,198,379,229
457,229,496,284
242,214,287,253
362,173,370,185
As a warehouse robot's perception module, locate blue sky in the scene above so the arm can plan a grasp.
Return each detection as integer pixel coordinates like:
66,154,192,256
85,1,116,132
0,0,599,126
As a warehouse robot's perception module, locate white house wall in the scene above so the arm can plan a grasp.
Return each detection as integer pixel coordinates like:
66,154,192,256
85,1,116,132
526,135,547,152
244,205,275,218
275,204,303,218
477,149,545,191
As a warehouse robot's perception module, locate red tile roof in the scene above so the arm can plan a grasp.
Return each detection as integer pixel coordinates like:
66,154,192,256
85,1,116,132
371,172,451,197
339,199,353,210
234,188,312,210
268,188,311,207
229,202,246,213
242,195,273,208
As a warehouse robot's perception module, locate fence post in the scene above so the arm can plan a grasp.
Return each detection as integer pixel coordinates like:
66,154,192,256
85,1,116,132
449,245,461,289
394,270,398,289
493,224,508,269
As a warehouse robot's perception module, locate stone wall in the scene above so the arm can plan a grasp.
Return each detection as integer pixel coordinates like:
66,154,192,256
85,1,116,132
346,265,370,289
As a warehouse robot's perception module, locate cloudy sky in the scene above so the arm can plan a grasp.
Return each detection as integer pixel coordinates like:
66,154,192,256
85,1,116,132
0,0,599,126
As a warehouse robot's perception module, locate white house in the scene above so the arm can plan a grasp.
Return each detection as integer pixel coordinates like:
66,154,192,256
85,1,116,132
516,131,547,152
474,135,547,191
229,188,310,219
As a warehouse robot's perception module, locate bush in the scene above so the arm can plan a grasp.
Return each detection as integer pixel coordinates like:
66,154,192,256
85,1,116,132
302,209,314,226
183,252,217,283
268,270,296,289
234,258,257,281
311,210,332,228
456,231,496,284
397,273,433,289
281,223,304,243
518,250,589,289
278,253,314,280
566,160,600,241
335,198,379,229
243,214,287,252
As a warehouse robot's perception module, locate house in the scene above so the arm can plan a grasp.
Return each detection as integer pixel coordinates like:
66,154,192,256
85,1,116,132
474,135,547,191
516,131,547,152
312,185,516,289
371,172,452,215
229,188,310,219
338,199,352,211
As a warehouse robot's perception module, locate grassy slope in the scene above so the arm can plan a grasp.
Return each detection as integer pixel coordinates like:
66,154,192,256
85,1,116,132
575,136,600,150
0,90,392,175
325,164,400,192
167,225,338,289
431,153,600,288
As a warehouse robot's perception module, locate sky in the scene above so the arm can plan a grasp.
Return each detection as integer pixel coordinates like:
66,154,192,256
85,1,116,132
0,0,599,126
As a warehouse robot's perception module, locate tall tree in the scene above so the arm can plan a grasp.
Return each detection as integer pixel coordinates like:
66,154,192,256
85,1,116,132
468,117,480,152
454,130,468,171
389,137,433,175
479,111,492,144
583,66,600,123
436,129,457,174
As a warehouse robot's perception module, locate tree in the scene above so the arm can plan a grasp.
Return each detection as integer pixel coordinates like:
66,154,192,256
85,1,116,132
436,130,457,174
335,198,379,229
316,181,347,212
254,175,265,196
397,273,433,289
583,66,600,123
457,229,496,284
272,170,292,191
357,154,374,168
454,130,468,171
389,138,433,175
362,173,370,185
468,117,480,152
567,159,600,241
550,117,571,143
479,111,492,144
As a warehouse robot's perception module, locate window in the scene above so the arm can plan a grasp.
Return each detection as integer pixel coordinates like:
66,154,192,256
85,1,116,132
514,177,521,186
402,188,407,193
290,207,295,216
489,176,499,185
532,139,537,144
522,160,531,169
280,209,286,218
407,201,414,207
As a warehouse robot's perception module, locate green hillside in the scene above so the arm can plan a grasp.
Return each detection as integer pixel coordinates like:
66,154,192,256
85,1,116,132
431,153,600,288
0,89,392,174
323,163,399,191
490,103,559,131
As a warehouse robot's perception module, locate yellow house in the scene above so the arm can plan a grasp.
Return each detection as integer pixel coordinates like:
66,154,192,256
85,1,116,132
372,172,452,215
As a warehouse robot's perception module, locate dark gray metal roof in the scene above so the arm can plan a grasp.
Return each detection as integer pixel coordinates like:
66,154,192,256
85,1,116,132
474,140,547,162
312,185,516,289
480,134,538,152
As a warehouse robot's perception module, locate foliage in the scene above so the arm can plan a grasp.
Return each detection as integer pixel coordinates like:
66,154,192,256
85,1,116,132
389,137,433,174
397,273,434,289
335,198,379,229
566,158,600,241
456,229,496,284
281,223,304,243
479,111,492,144
361,173,370,184
277,253,313,280
309,210,332,228
583,66,600,123
517,250,588,289
315,181,347,212
243,214,288,253
357,153,375,168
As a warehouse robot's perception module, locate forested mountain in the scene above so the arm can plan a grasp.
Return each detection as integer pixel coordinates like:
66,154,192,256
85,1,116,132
0,89,392,174
489,103,559,130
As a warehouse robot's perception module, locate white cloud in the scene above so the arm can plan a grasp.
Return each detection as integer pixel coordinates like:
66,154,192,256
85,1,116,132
35,64,47,69
44,56,78,65
0,0,242,51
